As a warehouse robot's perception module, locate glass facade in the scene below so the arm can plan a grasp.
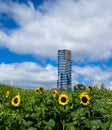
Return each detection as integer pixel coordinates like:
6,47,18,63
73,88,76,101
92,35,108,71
57,50,71,89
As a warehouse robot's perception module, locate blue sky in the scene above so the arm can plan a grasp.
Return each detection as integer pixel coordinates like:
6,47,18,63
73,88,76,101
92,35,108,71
0,0,112,89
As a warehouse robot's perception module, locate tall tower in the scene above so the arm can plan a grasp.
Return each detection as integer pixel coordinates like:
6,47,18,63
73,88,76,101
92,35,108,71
57,49,71,89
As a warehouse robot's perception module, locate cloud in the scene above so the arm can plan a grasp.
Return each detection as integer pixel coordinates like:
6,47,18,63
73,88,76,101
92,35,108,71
0,0,112,89
0,62,57,89
0,62,112,89
72,65,112,89
0,0,112,61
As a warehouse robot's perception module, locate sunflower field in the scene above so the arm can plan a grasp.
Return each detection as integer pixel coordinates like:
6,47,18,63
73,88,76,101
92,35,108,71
0,84,112,130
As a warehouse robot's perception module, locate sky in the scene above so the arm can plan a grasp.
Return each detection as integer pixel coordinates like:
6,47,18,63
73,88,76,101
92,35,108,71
0,0,112,89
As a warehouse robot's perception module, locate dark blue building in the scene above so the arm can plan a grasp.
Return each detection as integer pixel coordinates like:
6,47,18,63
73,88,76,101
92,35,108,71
57,50,71,89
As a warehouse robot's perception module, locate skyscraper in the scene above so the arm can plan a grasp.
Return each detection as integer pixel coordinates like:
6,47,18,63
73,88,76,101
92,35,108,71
57,49,71,89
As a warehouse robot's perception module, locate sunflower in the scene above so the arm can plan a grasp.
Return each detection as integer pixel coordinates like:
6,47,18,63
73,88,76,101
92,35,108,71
86,86,92,91
67,85,71,89
11,94,21,107
80,85,84,90
80,94,90,106
80,91,88,97
75,85,79,89
35,88,40,93
58,94,69,106
6,91,10,98
93,86,98,90
52,89,57,98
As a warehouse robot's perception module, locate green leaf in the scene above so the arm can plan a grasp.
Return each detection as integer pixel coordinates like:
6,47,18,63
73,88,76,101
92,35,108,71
6,127,10,130
43,119,55,129
66,125,77,130
27,127,37,130
109,123,112,130
23,120,33,127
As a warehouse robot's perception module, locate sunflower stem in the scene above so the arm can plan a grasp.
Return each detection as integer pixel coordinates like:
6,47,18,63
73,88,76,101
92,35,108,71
62,120,65,130
63,124,65,130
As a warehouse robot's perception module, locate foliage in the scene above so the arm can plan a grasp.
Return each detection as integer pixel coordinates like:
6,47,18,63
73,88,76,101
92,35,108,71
0,83,112,130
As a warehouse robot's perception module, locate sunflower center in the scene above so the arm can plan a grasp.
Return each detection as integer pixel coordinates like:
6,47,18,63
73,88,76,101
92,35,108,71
82,96,87,103
14,98,18,104
61,97,66,103
53,92,55,94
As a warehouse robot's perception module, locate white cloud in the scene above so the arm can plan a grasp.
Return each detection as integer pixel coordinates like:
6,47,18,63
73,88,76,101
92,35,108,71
0,0,112,89
0,0,112,61
0,62,57,89
72,65,112,89
0,62,112,89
